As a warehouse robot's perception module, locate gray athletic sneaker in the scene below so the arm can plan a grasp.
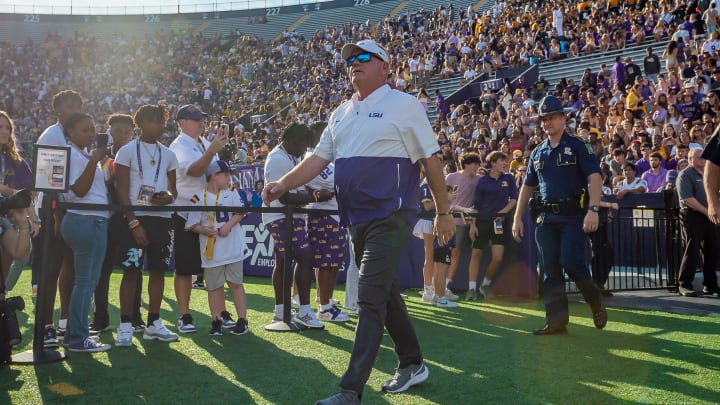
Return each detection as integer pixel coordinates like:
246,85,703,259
381,362,429,393
315,390,361,405
143,319,179,342
465,288,477,301
292,311,325,329
115,322,134,347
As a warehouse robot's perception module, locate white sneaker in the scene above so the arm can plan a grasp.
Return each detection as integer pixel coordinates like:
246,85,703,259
315,296,337,305
445,289,459,301
292,311,325,329
317,304,350,322
144,320,179,342
421,289,435,303
272,308,296,322
115,322,134,347
433,296,459,308
478,284,493,298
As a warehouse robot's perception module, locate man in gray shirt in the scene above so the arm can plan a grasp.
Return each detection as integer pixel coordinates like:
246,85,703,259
676,148,719,297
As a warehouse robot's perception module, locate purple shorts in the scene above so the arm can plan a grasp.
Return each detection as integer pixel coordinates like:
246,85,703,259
308,215,347,269
268,218,311,255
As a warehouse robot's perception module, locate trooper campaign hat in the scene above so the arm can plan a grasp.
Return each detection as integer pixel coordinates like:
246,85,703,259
537,96,568,118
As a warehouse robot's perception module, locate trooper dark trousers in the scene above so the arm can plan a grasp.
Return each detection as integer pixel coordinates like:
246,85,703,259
678,209,719,289
340,213,423,395
535,216,602,326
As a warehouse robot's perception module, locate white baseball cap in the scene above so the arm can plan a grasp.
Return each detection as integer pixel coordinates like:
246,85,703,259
341,39,390,63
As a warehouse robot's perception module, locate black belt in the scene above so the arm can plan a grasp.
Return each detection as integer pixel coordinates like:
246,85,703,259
539,201,583,216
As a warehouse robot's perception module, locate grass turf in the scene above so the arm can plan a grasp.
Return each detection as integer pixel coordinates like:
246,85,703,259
2,271,720,404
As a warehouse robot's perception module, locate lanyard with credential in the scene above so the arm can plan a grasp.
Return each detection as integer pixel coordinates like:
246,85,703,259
203,189,220,261
136,141,162,186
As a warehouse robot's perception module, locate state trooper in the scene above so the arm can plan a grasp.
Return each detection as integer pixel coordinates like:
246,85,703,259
511,95,608,335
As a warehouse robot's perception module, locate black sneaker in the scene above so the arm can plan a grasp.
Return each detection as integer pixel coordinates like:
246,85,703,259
220,311,236,329
192,279,205,290
44,326,59,349
230,318,249,336
89,321,112,334
56,327,66,342
177,314,197,333
132,321,146,334
209,319,223,336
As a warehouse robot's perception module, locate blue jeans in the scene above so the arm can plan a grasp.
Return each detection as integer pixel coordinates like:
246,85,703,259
61,213,108,345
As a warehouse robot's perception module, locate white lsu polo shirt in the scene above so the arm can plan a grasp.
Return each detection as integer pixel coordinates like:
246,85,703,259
313,84,440,227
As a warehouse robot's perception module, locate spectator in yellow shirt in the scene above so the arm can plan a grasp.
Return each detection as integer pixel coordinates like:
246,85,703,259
626,84,647,119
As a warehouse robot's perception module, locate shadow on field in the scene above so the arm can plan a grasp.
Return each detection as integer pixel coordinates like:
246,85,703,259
196,330,340,404
398,298,720,404
0,368,22,404
29,335,256,403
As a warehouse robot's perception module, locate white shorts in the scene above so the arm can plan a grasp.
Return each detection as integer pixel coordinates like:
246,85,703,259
205,261,244,290
413,218,434,239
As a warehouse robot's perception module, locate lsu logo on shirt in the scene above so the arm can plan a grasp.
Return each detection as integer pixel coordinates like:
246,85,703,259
368,112,383,118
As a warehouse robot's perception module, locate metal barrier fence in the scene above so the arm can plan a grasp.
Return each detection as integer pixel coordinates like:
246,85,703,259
566,205,682,293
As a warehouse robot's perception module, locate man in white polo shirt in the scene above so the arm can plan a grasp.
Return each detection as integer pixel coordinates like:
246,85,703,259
169,104,228,333
263,39,456,405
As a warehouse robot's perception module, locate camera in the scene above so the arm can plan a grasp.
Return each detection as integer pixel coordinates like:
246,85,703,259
0,295,25,357
0,189,32,217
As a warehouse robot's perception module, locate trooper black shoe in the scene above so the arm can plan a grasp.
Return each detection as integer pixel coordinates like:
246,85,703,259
702,286,720,297
591,304,608,330
678,286,697,297
532,324,568,335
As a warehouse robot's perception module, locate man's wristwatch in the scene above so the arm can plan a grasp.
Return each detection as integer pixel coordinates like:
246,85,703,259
589,205,600,213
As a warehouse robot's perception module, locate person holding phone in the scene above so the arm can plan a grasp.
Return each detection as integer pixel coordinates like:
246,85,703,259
170,104,229,334
35,90,83,348
60,112,112,352
90,114,146,334
114,104,180,346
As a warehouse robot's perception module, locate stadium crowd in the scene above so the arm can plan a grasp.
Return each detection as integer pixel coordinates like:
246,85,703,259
1,0,710,167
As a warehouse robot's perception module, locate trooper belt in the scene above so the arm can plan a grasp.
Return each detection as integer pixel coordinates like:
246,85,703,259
539,201,583,215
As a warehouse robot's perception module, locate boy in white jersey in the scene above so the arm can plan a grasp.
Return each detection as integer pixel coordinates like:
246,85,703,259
187,161,249,336
114,104,179,346
306,122,348,322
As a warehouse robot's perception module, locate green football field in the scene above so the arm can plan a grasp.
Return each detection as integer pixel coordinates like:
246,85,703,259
2,272,719,404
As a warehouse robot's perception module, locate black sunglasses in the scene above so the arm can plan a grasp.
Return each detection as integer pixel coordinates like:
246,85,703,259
346,52,373,65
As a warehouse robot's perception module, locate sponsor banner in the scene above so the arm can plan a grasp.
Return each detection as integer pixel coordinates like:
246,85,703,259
241,214,351,281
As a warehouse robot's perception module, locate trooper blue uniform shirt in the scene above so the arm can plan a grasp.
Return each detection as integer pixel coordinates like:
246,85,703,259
524,131,601,220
